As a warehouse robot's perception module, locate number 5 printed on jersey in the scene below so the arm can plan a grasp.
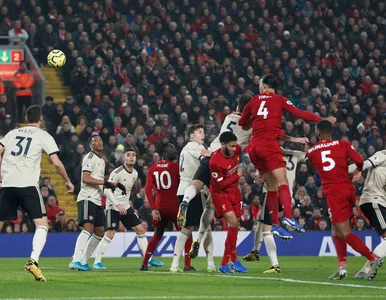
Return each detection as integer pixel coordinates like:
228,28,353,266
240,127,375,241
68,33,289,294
321,150,335,171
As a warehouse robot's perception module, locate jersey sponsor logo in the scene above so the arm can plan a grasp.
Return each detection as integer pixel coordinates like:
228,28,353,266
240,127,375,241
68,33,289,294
259,95,271,99
211,172,218,178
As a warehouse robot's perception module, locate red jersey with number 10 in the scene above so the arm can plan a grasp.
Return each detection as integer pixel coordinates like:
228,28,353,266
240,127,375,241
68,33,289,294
209,145,242,199
238,92,322,142
145,160,180,211
306,139,364,194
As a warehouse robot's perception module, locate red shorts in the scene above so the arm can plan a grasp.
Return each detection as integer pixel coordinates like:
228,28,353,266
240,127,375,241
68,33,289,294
246,139,285,175
212,193,242,218
325,188,355,224
153,209,180,230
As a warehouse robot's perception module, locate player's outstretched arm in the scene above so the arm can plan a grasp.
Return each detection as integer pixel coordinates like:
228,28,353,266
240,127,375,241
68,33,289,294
49,154,74,193
281,136,309,144
283,99,323,123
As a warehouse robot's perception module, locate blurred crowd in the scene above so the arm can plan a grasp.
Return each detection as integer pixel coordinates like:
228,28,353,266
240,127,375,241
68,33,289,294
1,0,386,233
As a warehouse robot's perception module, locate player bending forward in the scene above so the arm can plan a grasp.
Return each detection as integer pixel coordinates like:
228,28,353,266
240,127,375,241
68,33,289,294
211,132,248,273
238,74,335,234
170,125,210,272
69,135,124,271
0,105,74,281
244,148,306,273
348,150,386,280
141,143,180,271
307,120,380,280
93,148,163,269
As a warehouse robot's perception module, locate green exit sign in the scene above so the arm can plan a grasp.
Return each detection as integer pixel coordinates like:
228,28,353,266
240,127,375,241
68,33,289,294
0,50,10,63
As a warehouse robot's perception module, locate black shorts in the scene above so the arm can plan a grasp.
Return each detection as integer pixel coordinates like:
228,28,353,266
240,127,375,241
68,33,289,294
193,157,211,187
360,202,386,235
178,194,204,227
106,207,141,231
0,186,46,221
77,200,105,227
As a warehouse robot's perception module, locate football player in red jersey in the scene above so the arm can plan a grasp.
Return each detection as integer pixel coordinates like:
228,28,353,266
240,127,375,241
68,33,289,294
307,120,381,280
209,132,248,273
238,74,335,234
141,143,180,271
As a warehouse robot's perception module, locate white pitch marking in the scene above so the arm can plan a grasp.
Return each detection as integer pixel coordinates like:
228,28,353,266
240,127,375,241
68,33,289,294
4,296,386,300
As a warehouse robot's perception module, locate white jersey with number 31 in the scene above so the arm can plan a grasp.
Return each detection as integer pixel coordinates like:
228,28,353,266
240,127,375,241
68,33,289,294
0,126,59,188
209,114,252,152
283,149,306,197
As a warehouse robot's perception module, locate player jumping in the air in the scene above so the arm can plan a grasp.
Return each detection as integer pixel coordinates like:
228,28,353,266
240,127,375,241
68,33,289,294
141,143,180,271
244,148,306,273
348,150,386,280
238,74,334,234
0,105,74,281
93,149,163,269
307,120,381,280
210,132,247,273
171,125,210,272
183,95,309,262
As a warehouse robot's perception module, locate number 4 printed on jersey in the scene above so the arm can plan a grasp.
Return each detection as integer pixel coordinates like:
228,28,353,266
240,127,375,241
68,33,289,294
257,101,268,119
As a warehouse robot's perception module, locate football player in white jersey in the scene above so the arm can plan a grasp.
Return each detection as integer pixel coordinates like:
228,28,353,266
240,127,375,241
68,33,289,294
93,148,163,269
170,124,210,272
243,148,306,274
69,135,124,271
0,105,74,281
348,150,386,280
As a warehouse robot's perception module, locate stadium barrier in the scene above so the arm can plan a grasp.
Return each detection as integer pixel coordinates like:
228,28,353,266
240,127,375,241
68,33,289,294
0,231,382,258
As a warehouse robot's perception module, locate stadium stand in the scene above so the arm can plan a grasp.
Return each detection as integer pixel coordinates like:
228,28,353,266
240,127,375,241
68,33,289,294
0,0,385,233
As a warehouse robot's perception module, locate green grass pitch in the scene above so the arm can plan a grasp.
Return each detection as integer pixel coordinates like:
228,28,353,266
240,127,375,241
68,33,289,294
1,257,386,300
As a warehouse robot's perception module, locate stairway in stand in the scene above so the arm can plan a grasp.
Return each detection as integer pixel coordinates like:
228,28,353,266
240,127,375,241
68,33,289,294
40,67,77,221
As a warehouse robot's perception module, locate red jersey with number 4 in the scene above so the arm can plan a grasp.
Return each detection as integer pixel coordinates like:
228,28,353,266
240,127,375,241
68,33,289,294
238,92,322,142
209,145,242,199
145,160,180,211
306,139,364,194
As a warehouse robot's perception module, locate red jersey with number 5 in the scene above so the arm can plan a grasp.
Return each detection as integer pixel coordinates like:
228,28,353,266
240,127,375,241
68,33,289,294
238,92,322,142
209,145,242,199
145,160,180,211
306,139,364,194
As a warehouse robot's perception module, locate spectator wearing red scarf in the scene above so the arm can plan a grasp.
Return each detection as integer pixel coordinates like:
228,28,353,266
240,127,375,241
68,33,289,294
45,195,63,226
8,20,28,45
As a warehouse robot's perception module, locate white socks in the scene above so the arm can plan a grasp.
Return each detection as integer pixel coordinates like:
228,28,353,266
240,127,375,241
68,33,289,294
373,237,386,258
94,236,112,264
183,185,198,204
253,222,263,251
263,231,278,266
203,229,215,267
81,235,102,265
30,226,48,263
137,233,148,256
72,230,91,263
197,208,214,241
171,231,189,268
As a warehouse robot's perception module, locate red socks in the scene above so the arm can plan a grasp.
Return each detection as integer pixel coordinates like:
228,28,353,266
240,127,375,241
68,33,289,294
227,226,238,263
221,227,239,265
278,185,293,218
221,237,230,266
266,191,279,225
333,235,347,267
345,233,376,261
142,233,163,265
184,234,193,268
